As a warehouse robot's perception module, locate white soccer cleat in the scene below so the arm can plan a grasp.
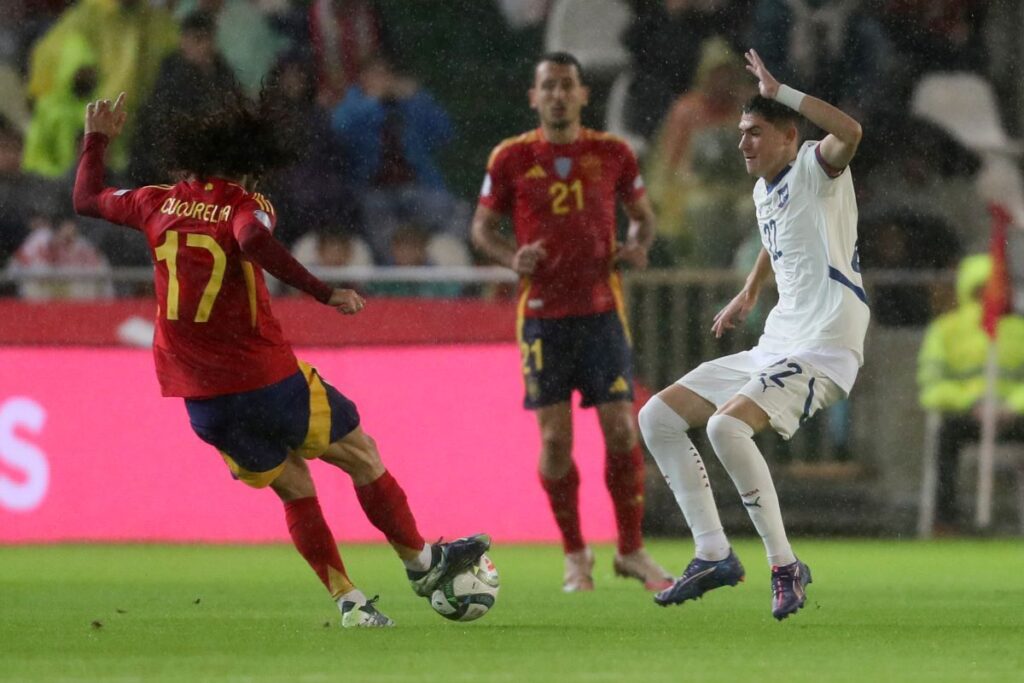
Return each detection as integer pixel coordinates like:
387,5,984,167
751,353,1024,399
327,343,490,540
562,547,595,592
339,595,394,628
613,548,674,591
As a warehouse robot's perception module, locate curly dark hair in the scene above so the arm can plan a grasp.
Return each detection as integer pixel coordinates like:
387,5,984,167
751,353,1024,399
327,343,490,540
159,89,300,182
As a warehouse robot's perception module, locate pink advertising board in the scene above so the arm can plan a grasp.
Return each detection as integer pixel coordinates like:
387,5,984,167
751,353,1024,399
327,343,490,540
0,346,616,544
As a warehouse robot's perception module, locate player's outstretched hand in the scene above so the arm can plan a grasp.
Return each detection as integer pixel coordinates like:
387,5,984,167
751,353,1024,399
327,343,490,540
711,288,757,339
614,240,649,270
512,240,547,275
744,49,779,100
85,92,128,139
329,288,365,315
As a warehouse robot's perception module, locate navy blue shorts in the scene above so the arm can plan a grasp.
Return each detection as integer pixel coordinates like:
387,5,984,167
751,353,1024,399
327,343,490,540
185,361,360,488
518,311,634,409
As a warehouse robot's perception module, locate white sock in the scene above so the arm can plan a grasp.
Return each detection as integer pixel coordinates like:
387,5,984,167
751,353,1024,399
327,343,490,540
336,588,367,606
639,396,730,561
705,414,796,566
403,543,433,572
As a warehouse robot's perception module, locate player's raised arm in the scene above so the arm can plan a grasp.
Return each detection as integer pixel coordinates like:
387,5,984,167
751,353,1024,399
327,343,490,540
744,49,862,170
85,92,128,139
73,93,128,218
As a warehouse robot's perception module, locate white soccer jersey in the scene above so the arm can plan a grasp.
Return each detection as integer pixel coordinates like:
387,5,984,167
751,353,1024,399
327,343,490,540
751,140,870,391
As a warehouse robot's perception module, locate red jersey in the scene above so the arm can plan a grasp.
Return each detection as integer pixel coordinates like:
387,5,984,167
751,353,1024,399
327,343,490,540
89,176,300,398
479,128,646,319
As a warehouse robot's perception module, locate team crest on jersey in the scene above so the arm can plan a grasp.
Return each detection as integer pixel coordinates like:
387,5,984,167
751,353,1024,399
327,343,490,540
581,154,602,180
554,157,573,179
777,184,790,210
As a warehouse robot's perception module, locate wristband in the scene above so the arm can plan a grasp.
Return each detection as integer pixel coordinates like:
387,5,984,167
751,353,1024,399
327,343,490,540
775,84,806,112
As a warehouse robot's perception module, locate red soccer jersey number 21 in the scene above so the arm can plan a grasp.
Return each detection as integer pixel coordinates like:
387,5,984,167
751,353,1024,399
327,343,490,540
479,128,645,319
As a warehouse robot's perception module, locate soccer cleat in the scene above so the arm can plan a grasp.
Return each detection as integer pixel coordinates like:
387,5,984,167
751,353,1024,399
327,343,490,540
613,548,674,591
771,559,812,621
339,595,394,628
562,547,595,592
653,549,745,607
408,534,491,598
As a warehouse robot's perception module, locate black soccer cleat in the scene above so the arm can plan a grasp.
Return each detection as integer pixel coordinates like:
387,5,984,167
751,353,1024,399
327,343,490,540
408,534,491,597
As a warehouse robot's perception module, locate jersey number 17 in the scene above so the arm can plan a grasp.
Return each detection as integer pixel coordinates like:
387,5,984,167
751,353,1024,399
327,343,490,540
154,229,230,322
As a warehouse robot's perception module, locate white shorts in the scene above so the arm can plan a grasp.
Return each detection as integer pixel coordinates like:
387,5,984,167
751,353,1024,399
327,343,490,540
678,349,846,440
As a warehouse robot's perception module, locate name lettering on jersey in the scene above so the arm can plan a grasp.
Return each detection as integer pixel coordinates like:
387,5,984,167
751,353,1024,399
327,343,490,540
554,157,572,179
524,164,547,179
160,197,232,223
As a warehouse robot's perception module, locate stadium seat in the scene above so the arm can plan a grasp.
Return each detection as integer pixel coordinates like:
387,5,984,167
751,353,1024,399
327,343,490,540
911,71,1024,227
543,0,632,77
604,70,647,156
918,410,1024,536
911,72,1021,155
427,233,472,267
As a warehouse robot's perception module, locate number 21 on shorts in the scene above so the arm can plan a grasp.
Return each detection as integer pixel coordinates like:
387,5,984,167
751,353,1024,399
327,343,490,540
520,339,543,374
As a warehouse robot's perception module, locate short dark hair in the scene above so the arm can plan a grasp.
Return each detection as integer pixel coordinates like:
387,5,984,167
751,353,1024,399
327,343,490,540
536,51,585,84
159,89,299,181
180,10,216,35
742,95,800,127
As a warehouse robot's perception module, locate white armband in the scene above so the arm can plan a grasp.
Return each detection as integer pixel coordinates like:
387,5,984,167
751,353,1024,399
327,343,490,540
775,84,806,112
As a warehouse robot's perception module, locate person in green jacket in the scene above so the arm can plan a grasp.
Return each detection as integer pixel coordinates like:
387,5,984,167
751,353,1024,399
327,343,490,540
26,0,179,173
22,34,98,177
917,253,1024,527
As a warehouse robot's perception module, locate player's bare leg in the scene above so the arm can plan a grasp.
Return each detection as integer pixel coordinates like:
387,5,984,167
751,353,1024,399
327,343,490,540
640,384,744,606
710,395,810,619
270,454,391,627
596,400,671,591
320,426,490,598
535,402,591,591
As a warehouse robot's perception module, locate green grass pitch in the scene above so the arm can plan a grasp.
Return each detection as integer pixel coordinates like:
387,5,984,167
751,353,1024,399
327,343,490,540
1,539,1022,682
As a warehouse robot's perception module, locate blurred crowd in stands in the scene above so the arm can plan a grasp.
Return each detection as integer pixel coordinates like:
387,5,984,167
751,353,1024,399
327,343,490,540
1,0,1020,325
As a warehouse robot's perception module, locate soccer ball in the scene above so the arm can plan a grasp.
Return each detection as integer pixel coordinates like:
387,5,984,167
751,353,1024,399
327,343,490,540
429,553,499,622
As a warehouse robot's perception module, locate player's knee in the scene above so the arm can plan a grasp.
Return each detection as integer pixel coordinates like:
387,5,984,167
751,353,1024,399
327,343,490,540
603,416,636,452
539,430,572,460
705,414,752,449
638,396,688,442
322,430,383,478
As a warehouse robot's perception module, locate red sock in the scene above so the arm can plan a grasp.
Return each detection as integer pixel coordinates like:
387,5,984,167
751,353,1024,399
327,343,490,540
284,496,352,599
354,470,425,552
605,445,645,555
540,463,585,554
